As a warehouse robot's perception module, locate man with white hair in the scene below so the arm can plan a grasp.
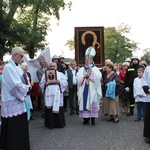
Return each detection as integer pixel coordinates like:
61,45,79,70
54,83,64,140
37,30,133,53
36,58,47,116
0,47,32,150
40,62,68,129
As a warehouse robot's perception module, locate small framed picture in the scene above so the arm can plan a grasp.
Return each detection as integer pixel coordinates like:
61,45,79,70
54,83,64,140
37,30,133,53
45,69,57,84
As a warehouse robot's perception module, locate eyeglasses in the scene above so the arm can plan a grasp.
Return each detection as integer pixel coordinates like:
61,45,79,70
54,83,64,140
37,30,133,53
18,54,24,58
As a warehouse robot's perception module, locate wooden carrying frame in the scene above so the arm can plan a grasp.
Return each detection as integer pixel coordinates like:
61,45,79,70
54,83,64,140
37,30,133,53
45,69,57,84
75,27,105,68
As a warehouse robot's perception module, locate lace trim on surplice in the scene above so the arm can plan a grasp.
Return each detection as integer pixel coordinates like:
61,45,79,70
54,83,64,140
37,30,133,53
1,99,26,118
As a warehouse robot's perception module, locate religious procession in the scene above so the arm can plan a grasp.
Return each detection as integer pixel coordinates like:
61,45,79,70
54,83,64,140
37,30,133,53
0,45,150,150
1,0,150,149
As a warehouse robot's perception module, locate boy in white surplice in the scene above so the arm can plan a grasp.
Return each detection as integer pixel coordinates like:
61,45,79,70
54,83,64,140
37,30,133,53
133,68,146,121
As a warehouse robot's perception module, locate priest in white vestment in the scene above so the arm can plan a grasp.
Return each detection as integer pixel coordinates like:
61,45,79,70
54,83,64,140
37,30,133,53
0,47,32,150
141,66,150,143
76,46,102,126
40,62,68,129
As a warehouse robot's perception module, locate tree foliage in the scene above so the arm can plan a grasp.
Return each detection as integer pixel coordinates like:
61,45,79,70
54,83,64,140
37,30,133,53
0,1,14,60
15,6,50,58
65,39,74,51
104,24,138,63
140,48,150,65
0,0,72,60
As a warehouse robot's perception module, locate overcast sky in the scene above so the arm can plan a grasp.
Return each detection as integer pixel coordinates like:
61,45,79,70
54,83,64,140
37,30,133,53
3,0,150,61
47,0,150,58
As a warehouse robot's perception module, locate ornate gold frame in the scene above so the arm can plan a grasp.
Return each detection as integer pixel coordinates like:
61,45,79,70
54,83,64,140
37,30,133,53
75,27,105,68
45,69,57,84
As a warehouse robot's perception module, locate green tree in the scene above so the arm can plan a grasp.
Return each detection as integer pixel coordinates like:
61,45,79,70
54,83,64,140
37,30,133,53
15,6,49,58
140,48,150,65
104,24,138,63
0,0,34,60
0,0,72,59
0,1,14,60
65,39,74,51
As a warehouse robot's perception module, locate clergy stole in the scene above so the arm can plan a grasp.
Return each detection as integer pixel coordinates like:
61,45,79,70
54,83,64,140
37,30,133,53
52,86,60,114
23,72,30,120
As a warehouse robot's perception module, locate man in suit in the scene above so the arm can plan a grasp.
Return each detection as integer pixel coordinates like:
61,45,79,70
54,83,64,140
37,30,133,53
36,58,47,82
66,60,79,115
36,58,47,117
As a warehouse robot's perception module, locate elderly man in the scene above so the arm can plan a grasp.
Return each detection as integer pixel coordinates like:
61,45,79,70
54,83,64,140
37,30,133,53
66,60,79,115
40,62,68,129
0,47,32,150
76,47,102,126
36,58,47,82
35,58,47,118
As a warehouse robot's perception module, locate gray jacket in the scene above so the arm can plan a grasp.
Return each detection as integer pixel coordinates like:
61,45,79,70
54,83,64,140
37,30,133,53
66,68,78,89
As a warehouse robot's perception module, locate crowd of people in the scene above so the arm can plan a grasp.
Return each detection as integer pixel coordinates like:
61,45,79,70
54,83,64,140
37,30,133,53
0,46,150,150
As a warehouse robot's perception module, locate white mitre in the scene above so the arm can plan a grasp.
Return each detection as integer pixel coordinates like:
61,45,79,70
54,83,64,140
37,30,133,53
85,46,96,59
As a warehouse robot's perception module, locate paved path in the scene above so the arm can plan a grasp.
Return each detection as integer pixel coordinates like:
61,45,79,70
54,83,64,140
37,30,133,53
29,109,150,150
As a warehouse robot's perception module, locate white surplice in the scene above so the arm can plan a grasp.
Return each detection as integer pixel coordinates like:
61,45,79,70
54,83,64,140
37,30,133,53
40,70,68,111
133,77,146,102
142,66,150,102
1,60,32,118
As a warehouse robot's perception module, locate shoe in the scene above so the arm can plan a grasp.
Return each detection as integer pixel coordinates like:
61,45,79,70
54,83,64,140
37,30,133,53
104,114,108,116
134,118,141,121
83,121,89,125
83,118,89,125
91,118,95,126
41,115,45,118
144,138,150,144
113,119,119,123
69,111,74,115
123,110,127,113
127,112,134,116
41,112,45,118
76,112,79,115
106,118,114,122
30,116,35,120
64,108,67,112
91,122,95,126
37,107,41,111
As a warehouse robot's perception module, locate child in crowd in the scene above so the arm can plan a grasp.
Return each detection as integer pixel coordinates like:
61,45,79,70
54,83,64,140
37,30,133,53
133,68,146,121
